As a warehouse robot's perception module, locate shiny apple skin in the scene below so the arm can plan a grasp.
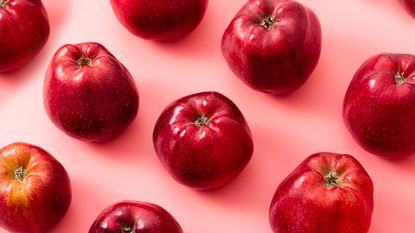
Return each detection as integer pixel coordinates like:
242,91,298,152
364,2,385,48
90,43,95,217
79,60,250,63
221,0,322,95
343,53,415,159
0,142,72,233
400,0,415,17
269,152,374,233
89,201,183,233
0,0,49,72
109,0,208,41
153,91,253,190
44,42,139,143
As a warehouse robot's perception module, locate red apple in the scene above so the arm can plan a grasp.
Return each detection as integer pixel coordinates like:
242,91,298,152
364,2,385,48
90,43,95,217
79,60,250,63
343,53,415,159
269,152,374,233
44,42,139,143
0,0,50,72
153,91,253,190
89,201,183,233
109,0,208,41
0,142,71,233
400,0,415,17
221,0,321,95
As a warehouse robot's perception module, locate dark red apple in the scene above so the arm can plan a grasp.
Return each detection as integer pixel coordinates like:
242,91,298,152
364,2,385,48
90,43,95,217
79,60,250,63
109,0,208,41
343,53,415,159
269,152,374,233
0,0,49,72
400,0,415,17
221,0,321,95
153,91,253,190
89,201,183,233
0,142,71,233
44,42,139,143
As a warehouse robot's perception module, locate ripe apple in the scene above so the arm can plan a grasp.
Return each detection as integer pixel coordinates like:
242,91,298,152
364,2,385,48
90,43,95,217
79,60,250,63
44,42,139,143
400,0,415,17
0,0,50,72
109,0,208,41
0,142,71,233
89,201,183,233
153,91,253,190
269,152,374,233
221,0,321,95
343,53,415,159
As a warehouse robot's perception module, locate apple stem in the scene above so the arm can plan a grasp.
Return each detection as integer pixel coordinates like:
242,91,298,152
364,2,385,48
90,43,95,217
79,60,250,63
395,71,407,86
195,115,210,127
77,56,93,67
261,16,277,30
324,171,341,188
0,0,9,8
14,167,26,181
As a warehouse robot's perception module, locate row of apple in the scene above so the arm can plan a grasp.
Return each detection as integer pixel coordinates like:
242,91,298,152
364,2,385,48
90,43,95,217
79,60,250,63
1,0,414,233
0,141,374,233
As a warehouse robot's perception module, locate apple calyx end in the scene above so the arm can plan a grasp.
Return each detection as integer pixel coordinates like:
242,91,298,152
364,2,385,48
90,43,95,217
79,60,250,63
14,167,27,182
77,56,93,67
261,16,277,30
324,171,341,189
395,71,407,86
0,0,9,8
195,115,210,127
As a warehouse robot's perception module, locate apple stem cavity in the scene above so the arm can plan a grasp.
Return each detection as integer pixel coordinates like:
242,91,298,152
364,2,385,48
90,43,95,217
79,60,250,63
14,167,27,182
261,15,277,30
195,115,210,127
0,0,9,8
121,226,134,233
395,71,407,86
77,56,93,67
324,171,341,189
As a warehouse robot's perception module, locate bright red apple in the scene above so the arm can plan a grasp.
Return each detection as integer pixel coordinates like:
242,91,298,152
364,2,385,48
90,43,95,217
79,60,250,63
0,0,50,72
89,201,183,233
0,142,71,233
269,152,374,233
109,0,208,41
44,42,139,143
221,0,321,95
343,53,415,159
400,0,415,17
153,91,253,190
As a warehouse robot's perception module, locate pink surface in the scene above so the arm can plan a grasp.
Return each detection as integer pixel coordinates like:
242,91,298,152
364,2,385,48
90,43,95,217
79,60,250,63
1,0,415,232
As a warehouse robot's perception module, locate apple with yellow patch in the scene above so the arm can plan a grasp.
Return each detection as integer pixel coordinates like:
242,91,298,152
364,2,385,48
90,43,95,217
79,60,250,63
0,142,71,233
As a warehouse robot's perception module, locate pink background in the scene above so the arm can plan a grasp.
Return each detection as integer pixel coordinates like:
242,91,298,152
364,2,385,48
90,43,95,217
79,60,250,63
1,0,415,232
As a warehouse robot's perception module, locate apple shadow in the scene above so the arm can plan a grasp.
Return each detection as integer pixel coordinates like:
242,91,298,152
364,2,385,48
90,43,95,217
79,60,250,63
82,78,177,165
148,1,223,59
43,0,71,40
191,124,309,216
48,177,113,233
267,34,367,113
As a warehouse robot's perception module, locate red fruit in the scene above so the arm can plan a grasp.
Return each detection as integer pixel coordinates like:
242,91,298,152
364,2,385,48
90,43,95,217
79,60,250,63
89,201,183,233
343,53,415,159
153,91,253,190
400,0,415,17
269,152,374,233
0,142,71,233
44,42,139,143
109,0,208,41
221,0,321,94
0,0,50,72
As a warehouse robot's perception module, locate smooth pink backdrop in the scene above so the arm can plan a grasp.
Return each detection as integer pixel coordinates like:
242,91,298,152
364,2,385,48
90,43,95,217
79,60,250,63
1,0,415,232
